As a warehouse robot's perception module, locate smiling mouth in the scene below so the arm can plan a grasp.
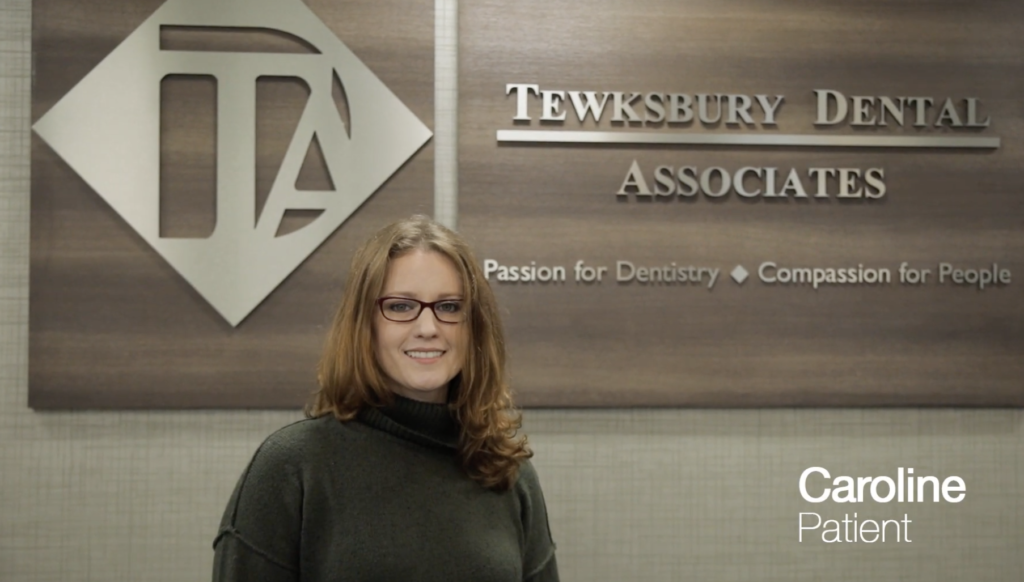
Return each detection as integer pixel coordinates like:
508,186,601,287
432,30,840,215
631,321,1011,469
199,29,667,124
405,350,445,359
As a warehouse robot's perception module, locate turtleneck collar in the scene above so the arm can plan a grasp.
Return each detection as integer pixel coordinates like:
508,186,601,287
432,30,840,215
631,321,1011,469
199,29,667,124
358,394,460,450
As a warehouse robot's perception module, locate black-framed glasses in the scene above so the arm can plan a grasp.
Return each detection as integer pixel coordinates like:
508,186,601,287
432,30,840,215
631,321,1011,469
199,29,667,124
376,297,466,324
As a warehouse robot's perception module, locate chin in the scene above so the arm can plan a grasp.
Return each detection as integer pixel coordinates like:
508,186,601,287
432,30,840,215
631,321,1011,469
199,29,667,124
406,378,450,393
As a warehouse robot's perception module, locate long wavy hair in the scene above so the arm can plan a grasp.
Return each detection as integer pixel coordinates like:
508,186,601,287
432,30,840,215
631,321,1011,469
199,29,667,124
307,215,531,491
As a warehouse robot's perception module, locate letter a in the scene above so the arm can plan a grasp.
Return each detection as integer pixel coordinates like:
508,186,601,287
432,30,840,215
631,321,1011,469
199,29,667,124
618,160,651,197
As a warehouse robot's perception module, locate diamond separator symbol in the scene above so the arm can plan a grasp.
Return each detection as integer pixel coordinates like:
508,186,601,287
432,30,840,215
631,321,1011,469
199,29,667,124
731,265,749,284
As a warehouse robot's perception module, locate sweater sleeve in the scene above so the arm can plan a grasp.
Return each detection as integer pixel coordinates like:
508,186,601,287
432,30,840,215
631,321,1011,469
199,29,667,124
518,460,559,582
212,427,305,582
212,531,300,582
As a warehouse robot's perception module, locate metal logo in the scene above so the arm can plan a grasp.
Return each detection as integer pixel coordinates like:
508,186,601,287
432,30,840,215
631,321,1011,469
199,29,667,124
33,0,432,326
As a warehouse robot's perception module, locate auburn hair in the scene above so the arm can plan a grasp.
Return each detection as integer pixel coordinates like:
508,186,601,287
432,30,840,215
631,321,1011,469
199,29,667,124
307,215,531,491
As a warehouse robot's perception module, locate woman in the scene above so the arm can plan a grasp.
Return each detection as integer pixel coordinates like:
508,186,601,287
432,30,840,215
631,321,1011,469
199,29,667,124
213,215,559,582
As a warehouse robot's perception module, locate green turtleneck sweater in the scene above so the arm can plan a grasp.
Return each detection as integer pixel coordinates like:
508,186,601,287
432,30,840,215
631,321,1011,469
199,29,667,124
212,396,559,582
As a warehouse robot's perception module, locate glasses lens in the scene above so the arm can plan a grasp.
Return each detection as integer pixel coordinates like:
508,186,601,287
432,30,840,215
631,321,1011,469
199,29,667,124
431,300,464,323
380,298,421,322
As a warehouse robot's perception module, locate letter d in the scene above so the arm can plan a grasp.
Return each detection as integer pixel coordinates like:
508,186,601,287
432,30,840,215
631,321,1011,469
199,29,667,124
616,260,635,282
814,90,847,125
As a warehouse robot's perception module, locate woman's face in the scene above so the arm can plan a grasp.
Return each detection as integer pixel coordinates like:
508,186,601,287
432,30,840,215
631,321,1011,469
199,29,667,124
374,249,468,403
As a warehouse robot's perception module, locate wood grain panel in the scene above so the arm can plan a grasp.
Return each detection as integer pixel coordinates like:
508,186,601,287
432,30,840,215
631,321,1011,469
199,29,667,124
30,0,434,408
459,0,1024,406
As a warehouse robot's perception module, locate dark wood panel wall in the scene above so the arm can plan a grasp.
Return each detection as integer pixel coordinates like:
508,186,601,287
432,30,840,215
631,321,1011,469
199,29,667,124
30,0,434,408
32,0,1024,408
458,0,1024,406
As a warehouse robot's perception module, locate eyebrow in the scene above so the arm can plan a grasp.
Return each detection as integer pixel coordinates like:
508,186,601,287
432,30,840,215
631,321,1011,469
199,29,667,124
382,292,464,300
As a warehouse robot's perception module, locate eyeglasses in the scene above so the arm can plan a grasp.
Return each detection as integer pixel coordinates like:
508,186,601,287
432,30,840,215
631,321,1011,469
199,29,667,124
376,297,466,324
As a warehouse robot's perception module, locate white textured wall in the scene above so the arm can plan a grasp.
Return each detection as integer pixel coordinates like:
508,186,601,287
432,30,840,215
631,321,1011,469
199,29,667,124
2,0,1022,580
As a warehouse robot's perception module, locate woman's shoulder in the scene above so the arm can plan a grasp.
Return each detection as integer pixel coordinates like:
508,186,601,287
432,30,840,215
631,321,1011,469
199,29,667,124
514,457,543,490
263,414,337,443
215,418,345,565
245,415,352,473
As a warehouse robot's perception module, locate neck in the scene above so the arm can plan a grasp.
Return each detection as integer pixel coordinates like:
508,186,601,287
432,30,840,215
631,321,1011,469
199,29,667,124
358,392,460,450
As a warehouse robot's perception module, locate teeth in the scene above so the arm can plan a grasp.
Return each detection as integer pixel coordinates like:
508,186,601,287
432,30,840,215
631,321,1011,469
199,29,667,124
406,351,443,358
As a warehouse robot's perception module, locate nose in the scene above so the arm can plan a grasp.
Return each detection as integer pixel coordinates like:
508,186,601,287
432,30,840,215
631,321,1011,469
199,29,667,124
412,305,440,336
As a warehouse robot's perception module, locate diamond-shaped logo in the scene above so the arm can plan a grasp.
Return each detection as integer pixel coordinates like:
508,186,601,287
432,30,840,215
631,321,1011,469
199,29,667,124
730,265,749,284
32,0,432,326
